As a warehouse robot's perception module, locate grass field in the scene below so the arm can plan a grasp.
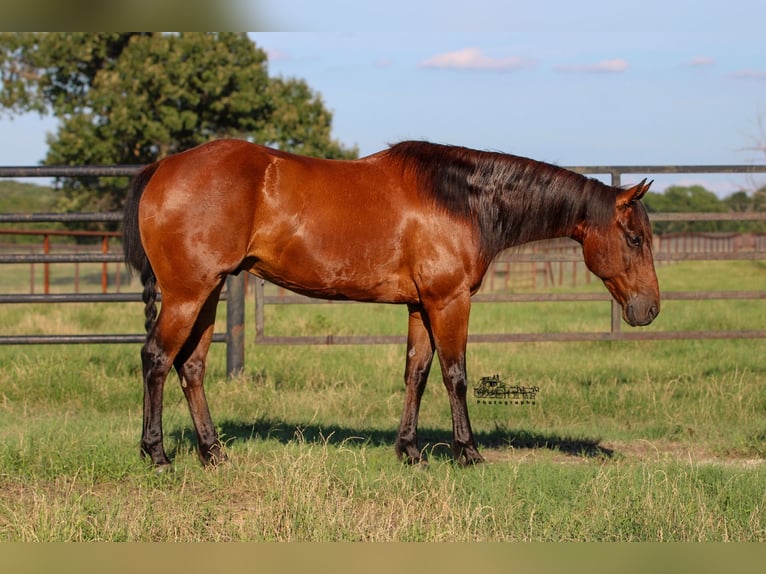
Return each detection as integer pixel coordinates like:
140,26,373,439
1,259,765,541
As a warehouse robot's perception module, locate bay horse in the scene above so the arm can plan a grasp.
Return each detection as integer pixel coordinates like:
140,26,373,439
123,139,659,468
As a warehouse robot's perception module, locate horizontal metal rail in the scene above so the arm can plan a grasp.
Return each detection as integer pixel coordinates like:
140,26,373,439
571,164,766,175
650,212,766,221
474,290,766,303
0,292,228,304
0,333,227,345
656,252,764,261
0,212,123,223
0,197,242,374
252,330,766,346
0,166,141,178
0,253,125,264
467,330,766,343
0,228,122,238
256,290,765,306
0,293,144,304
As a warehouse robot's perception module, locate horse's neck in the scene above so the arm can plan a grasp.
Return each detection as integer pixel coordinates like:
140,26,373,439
488,180,591,254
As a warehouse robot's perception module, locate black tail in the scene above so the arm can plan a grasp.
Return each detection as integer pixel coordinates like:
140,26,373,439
123,163,161,334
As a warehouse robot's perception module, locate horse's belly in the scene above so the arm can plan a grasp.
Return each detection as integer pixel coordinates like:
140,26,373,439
248,253,416,304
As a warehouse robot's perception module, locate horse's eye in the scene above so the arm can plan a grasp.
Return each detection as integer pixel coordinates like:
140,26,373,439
628,234,643,248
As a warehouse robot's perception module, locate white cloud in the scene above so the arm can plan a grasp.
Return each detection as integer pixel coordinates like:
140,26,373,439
730,69,766,80
687,56,716,67
554,58,630,74
265,48,291,62
420,47,530,71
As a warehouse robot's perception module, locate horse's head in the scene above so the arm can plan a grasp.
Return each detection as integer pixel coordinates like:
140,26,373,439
576,179,660,327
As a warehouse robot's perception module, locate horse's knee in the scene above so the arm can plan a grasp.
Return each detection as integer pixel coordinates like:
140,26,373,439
442,362,469,397
142,336,176,380
177,357,206,387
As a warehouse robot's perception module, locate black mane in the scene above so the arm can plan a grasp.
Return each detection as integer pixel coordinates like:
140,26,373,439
386,141,615,259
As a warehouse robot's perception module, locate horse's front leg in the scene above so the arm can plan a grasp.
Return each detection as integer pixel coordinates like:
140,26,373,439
425,293,484,465
395,304,435,464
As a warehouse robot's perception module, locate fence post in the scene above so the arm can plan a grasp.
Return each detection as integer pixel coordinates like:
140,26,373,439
255,279,265,341
225,274,245,377
611,299,622,334
43,234,50,294
101,236,109,293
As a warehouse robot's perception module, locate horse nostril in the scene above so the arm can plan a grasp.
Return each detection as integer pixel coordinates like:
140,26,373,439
627,301,659,326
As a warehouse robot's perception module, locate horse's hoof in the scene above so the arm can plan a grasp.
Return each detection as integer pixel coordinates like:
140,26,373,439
457,448,485,466
153,462,174,475
395,443,426,466
201,444,228,467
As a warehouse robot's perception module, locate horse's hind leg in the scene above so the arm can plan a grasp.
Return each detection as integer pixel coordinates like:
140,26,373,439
140,300,198,467
141,286,219,468
173,281,226,465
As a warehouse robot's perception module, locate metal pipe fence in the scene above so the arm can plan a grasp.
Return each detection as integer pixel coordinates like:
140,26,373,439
0,174,245,375
2,163,766,376
0,220,247,326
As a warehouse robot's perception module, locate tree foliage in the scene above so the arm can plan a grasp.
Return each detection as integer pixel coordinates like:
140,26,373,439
643,184,766,234
0,32,357,216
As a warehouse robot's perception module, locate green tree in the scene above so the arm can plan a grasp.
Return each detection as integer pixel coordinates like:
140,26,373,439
753,185,766,212
648,185,725,213
724,190,752,213
1,32,357,217
644,184,766,234
643,185,727,233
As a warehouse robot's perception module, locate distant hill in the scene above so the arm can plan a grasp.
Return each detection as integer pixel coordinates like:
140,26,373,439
0,180,63,243
0,180,57,213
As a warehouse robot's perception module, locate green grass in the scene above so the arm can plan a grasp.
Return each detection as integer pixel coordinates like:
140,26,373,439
0,259,765,540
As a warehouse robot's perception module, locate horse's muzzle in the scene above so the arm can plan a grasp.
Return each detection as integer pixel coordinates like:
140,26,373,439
624,296,660,327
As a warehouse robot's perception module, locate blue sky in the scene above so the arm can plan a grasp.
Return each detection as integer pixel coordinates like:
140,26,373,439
2,1,765,195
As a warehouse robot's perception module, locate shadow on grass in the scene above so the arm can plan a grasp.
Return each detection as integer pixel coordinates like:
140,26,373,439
169,418,614,462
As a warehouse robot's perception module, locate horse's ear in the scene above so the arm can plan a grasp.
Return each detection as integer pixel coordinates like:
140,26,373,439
617,178,653,208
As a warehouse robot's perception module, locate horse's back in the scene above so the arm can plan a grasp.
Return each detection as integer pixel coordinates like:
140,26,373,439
242,144,429,301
